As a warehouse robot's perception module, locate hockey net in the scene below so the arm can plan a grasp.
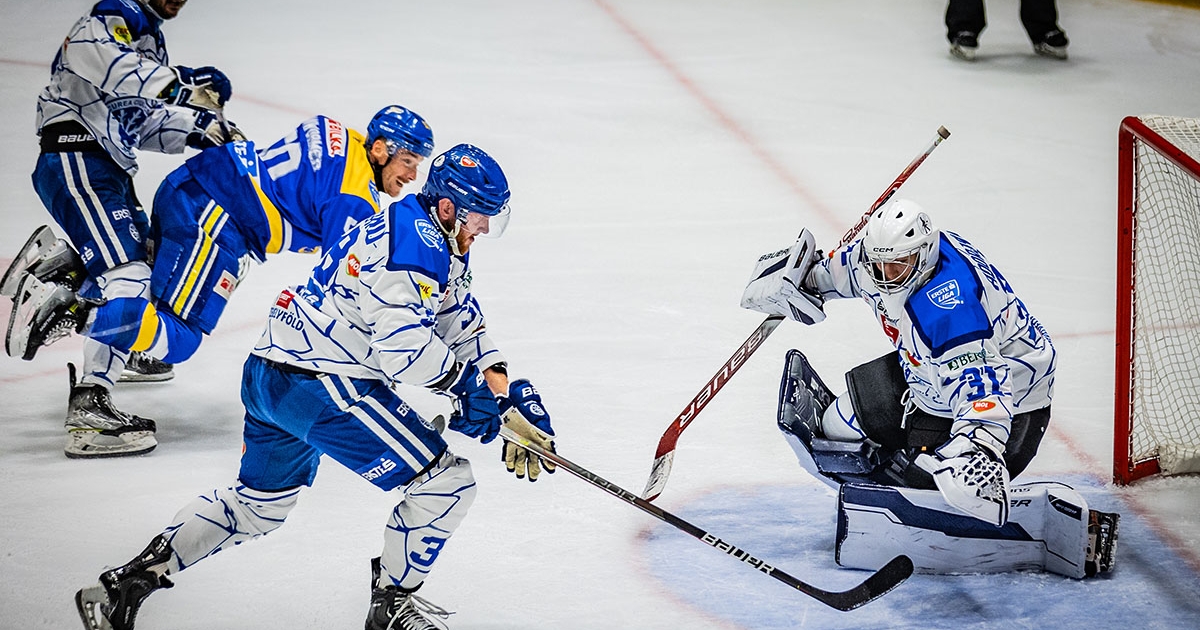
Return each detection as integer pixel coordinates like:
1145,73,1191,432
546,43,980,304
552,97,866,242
1115,115,1200,484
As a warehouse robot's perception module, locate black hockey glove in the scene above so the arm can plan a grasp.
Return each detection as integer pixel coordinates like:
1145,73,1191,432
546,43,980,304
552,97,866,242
162,65,232,110
445,363,501,444
498,379,556,481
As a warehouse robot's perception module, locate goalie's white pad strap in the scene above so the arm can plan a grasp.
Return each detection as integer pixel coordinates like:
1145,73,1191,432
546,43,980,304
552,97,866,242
741,229,826,325
836,481,1090,579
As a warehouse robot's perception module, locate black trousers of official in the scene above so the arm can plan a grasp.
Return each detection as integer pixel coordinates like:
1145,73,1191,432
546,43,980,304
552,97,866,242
945,0,1061,43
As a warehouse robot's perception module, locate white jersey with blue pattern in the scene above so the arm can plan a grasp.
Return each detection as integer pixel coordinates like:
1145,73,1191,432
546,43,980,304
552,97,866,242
36,0,198,174
806,231,1056,441
251,194,504,386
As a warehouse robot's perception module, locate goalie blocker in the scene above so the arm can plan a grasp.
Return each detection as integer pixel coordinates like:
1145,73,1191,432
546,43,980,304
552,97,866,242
777,348,1118,578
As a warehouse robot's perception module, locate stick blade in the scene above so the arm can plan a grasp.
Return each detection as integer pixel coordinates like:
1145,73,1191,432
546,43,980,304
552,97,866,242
817,554,914,611
641,451,674,501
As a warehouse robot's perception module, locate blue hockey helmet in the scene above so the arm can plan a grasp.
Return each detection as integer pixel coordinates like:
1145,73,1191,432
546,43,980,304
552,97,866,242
366,105,435,158
422,144,511,236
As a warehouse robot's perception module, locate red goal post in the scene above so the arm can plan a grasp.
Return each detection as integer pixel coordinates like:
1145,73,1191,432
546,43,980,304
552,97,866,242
1115,115,1200,485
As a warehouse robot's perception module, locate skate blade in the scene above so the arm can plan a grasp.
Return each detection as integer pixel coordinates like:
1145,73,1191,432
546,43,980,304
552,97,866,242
75,584,113,630
118,369,176,383
65,431,158,459
1,225,55,298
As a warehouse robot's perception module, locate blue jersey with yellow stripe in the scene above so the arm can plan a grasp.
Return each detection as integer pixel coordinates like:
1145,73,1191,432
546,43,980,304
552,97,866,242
184,115,381,259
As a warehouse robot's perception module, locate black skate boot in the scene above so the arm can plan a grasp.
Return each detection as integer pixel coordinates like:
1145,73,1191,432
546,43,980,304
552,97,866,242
5,274,96,360
75,535,174,630
119,352,175,383
1085,510,1120,576
66,363,158,458
365,557,452,630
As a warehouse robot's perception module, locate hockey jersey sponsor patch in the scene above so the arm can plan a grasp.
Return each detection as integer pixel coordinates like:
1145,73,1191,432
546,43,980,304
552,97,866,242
346,254,361,278
358,456,397,482
112,24,132,44
415,219,444,251
325,119,346,157
275,290,295,309
972,400,997,413
926,279,964,310
214,269,237,299
417,281,433,300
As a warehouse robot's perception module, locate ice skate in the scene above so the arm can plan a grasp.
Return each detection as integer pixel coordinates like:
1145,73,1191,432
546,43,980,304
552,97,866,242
76,535,174,630
1,225,86,297
119,352,175,383
1033,30,1069,60
66,363,157,458
1085,509,1119,576
365,557,452,630
950,31,978,61
5,274,93,361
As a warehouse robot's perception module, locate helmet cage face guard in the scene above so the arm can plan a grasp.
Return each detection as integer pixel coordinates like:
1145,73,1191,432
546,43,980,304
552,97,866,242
861,200,939,295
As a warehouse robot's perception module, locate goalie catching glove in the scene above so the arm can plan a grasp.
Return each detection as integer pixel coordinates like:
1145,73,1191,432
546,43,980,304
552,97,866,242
915,427,1011,526
741,228,826,325
498,379,556,481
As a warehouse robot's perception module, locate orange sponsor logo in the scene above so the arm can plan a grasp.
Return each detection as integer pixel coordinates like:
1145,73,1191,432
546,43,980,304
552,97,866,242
973,400,996,413
347,254,361,278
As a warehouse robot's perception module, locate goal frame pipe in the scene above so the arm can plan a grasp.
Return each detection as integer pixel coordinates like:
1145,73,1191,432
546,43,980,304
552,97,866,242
1114,116,1200,484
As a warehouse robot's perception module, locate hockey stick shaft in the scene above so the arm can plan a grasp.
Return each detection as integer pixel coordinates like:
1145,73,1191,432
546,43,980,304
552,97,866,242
642,314,784,500
641,126,950,502
833,125,951,252
501,426,913,611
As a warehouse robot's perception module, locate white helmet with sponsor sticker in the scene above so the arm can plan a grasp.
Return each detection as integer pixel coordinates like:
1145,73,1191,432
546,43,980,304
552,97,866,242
860,198,940,294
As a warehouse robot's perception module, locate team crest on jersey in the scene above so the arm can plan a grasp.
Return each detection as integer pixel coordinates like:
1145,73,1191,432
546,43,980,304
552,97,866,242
926,279,963,310
415,219,445,251
108,97,150,147
346,254,361,278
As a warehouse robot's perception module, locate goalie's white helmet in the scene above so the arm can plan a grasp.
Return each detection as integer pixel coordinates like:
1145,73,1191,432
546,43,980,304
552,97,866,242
860,199,940,294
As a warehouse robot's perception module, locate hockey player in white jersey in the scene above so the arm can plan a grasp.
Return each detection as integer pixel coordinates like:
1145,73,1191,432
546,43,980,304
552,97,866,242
1,0,238,456
6,104,432,458
741,199,1117,578
74,144,558,630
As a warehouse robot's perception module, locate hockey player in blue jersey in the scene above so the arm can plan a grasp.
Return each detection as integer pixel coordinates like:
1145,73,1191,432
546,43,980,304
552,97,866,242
6,104,433,458
0,0,238,457
741,199,1116,578
73,144,559,630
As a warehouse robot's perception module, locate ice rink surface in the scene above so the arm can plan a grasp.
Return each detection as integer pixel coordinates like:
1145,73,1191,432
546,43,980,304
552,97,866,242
1,1,1199,628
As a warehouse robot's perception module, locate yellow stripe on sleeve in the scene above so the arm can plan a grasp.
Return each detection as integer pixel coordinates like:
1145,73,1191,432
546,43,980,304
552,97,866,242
251,175,286,253
172,231,215,314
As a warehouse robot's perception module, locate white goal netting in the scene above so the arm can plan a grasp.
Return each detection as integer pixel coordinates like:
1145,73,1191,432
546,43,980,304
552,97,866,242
1127,114,1200,477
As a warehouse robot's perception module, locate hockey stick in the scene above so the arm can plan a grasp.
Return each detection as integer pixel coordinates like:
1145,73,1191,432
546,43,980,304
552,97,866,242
641,126,951,502
501,425,914,611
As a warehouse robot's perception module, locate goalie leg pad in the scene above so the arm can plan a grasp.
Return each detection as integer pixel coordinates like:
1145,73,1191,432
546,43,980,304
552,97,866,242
837,481,1097,578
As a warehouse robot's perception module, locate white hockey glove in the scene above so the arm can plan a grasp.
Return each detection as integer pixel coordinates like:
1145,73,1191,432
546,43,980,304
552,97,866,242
915,427,1011,526
163,66,232,110
740,228,826,325
187,110,246,150
498,379,556,481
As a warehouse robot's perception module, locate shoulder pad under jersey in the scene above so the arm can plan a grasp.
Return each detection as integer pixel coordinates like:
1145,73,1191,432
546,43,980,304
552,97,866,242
385,196,450,288
906,236,991,357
